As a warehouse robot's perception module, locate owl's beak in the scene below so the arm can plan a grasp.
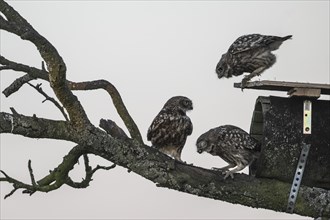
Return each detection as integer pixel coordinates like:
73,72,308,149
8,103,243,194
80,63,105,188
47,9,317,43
217,73,223,79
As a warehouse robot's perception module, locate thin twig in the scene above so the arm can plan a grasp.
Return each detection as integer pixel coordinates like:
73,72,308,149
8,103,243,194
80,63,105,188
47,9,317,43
28,160,37,186
0,170,10,179
0,145,87,198
66,154,116,189
9,107,18,116
91,164,117,175
4,188,18,199
1,54,142,143
27,82,69,121
83,154,91,172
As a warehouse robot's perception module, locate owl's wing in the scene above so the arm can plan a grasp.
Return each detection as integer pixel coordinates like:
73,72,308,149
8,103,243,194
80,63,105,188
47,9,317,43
228,34,284,55
223,125,260,151
185,116,193,136
147,112,171,141
147,111,192,146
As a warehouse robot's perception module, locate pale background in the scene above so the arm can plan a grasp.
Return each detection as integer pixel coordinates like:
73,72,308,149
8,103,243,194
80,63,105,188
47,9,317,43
0,1,329,219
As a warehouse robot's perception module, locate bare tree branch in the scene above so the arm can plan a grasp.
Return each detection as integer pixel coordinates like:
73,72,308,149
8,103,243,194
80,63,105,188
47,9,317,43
0,0,89,127
27,82,69,121
99,119,130,141
0,145,117,198
0,56,142,143
0,163,60,198
0,112,73,141
0,56,48,97
1,1,329,219
69,80,143,144
1,109,329,217
66,154,116,189
27,160,37,187
0,145,86,198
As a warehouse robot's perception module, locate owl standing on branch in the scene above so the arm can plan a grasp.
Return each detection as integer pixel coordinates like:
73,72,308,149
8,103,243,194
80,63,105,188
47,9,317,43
216,34,292,89
196,125,260,179
147,96,193,162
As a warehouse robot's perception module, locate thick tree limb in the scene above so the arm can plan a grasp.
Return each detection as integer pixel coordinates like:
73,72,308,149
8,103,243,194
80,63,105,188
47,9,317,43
0,56,142,143
0,111,329,218
0,111,76,142
2,111,328,218
87,131,330,219
1,1,329,218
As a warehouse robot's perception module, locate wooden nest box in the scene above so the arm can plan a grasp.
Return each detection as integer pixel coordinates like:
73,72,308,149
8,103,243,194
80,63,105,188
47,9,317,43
235,80,330,190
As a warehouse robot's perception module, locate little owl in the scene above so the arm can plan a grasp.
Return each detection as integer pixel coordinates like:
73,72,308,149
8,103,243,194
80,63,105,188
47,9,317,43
196,125,260,179
147,96,193,162
216,34,292,89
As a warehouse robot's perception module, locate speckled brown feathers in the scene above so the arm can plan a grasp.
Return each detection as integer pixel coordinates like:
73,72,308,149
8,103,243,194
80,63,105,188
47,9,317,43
196,125,260,179
147,96,193,162
216,34,292,89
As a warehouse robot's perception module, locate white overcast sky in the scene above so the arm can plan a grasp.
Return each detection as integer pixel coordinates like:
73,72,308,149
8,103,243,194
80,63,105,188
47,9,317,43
0,1,329,219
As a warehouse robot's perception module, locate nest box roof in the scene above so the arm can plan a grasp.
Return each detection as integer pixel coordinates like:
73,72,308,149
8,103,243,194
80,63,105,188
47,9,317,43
234,80,330,98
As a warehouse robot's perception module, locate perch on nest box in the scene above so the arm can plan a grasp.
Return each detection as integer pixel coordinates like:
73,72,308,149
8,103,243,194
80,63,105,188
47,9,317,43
235,80,330,190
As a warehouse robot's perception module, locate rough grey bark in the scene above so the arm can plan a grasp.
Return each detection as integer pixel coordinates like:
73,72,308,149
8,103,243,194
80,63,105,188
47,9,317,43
1,111,330,218
0,0,329,218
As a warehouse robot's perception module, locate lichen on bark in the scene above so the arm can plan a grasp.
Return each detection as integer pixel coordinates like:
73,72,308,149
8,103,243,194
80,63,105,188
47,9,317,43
0,0,329,218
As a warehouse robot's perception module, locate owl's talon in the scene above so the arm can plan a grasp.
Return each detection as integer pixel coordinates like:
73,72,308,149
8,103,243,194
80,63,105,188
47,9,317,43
212,167,228,174
212,168,236,179
223,171,235,180
241,78,249,91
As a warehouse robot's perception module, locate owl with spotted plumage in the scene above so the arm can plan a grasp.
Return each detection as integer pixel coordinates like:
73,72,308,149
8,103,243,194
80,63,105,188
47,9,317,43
147,96,193,162
196,125,260,179
216,34,292,89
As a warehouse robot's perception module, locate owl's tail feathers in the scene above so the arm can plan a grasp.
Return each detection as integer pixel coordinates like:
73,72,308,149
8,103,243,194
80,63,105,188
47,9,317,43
282,35,293,41
269,35,292,51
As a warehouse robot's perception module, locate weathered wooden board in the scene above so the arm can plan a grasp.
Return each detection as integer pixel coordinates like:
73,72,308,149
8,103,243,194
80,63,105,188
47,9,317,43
234,80,330,96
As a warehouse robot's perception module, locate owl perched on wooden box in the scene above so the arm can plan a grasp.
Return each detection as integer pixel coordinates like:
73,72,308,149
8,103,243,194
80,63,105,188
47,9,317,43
196,125,260,179
216,34,292,89
147,96,193,162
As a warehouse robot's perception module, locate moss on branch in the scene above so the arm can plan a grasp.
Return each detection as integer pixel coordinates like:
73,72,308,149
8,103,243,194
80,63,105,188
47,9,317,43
0,1,329,218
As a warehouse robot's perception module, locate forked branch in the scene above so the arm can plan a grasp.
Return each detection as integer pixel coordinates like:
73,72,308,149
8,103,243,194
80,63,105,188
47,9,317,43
27,82,69,121
0,56,142,143
0,0,89,126
66,154,116,189
1,1,329,219
0,145,116,198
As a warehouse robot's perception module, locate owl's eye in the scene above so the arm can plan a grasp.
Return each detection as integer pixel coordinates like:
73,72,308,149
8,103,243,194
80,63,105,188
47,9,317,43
200,141,207,148
183,100,190,107
217,67,223,72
